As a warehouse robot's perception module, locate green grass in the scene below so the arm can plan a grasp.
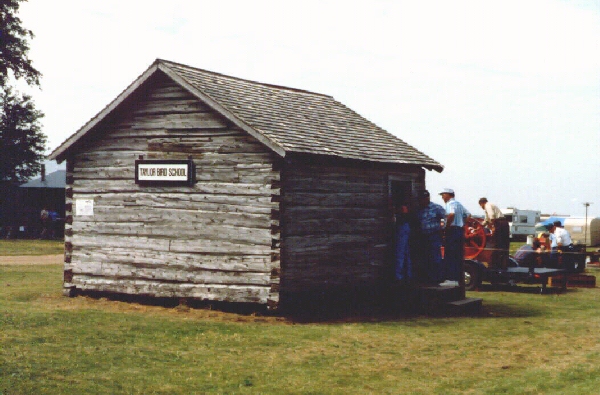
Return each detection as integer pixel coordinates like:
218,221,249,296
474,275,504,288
0,239,64,256
1,260,599,394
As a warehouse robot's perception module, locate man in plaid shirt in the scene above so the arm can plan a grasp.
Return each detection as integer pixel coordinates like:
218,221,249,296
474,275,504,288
416,190,446,284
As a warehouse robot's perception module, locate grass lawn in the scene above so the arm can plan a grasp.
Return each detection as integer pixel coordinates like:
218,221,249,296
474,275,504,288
0,239,64,256
1,242,599,394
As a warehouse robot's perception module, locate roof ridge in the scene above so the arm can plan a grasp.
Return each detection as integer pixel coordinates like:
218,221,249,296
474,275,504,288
156,58,334,99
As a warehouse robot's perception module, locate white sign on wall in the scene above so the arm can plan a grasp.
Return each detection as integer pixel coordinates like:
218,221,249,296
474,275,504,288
137,163,189,181
76,199,94,216
135,160,195,186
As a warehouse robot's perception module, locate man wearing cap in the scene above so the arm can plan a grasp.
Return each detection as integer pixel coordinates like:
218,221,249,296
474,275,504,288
553,220,572,248
440,188,470,285
478,197,509,269
415,190,447,285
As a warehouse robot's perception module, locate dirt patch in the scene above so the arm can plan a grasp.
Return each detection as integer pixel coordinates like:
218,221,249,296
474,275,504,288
0,254,63,265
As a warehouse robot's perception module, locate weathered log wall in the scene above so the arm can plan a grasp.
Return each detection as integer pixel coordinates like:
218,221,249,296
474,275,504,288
280,155,424,296
63,72,281,306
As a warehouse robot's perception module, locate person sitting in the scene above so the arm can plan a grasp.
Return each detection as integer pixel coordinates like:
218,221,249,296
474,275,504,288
513,240,543,275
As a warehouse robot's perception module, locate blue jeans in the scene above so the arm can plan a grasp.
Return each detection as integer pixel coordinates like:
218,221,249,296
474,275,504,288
395,222,412,280
444,226,464,281
420,231,443,283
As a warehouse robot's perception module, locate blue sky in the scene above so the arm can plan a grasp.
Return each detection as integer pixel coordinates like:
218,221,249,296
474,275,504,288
18,0,600,217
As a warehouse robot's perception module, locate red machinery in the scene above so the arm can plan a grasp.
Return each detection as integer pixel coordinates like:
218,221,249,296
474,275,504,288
461,217,582,292
464,217,488,260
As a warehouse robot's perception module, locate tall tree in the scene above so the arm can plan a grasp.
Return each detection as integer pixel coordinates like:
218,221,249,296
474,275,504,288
0,0,41,87
0,0,46,183
0,86,45,182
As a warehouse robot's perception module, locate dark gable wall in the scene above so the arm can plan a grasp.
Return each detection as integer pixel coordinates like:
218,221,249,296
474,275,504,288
279,154,425,301
63,72,281,306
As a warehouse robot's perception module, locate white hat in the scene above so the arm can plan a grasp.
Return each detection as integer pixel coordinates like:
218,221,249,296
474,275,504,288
439,188,454,195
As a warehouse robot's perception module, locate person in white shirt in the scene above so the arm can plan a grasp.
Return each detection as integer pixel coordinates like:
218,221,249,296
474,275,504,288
478,197,509,269
553,221,572,247
479,198,504,227
551,221,575,270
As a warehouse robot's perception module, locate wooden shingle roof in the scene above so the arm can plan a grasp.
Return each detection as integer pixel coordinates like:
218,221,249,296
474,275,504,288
50,59,443,172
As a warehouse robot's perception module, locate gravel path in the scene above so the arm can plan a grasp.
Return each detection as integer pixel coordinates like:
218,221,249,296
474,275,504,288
0,254,63,265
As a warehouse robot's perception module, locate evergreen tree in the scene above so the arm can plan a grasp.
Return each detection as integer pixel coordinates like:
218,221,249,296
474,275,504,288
0,0,46,183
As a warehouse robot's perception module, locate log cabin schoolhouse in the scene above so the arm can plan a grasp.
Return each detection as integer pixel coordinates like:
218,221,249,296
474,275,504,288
49,59,444,311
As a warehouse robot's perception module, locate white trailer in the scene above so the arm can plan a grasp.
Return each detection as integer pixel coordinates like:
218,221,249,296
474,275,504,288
501,208,541,240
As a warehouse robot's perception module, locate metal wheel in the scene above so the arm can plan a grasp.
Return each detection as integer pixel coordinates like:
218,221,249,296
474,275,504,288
464,217,487,260
464,262,481,291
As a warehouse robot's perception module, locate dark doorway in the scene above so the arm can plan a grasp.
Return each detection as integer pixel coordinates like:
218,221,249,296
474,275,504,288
389,179,413,215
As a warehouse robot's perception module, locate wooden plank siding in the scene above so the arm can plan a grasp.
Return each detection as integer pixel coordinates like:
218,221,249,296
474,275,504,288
51,60,444,311
279,155,425,296
63,72,281,306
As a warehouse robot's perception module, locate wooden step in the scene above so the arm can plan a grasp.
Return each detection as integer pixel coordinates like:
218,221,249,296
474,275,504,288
419,285,464,302
446,297,483,315
416,285,465,314
388,283,480,314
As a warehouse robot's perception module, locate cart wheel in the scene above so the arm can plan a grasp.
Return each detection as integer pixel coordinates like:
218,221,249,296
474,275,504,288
464,262,481,291
464,217,486,260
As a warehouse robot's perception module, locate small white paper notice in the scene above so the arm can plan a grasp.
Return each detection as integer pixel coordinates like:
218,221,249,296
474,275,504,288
76,199,94,216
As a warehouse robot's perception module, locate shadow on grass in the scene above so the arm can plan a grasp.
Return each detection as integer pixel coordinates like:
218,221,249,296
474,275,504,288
71,287,548,324
476,300,547,319
280,297,547,323
474,283,571,294
73,290,270,315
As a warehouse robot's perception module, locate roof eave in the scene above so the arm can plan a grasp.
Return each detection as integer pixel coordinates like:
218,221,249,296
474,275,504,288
425,164,444,173
49,63,162,163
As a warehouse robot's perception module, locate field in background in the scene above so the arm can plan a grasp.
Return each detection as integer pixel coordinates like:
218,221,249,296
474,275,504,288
1,241,599,394
0,239,64,256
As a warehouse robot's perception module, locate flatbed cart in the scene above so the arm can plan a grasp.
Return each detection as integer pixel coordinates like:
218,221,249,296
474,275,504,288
461,218,570,293
464,259,568,293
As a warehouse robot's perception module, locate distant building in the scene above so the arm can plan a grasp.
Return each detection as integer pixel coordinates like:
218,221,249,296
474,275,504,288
0,167,66,239
21,168,66,238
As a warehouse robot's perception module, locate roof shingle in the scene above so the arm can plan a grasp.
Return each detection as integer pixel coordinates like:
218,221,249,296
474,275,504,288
50,59,443,172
